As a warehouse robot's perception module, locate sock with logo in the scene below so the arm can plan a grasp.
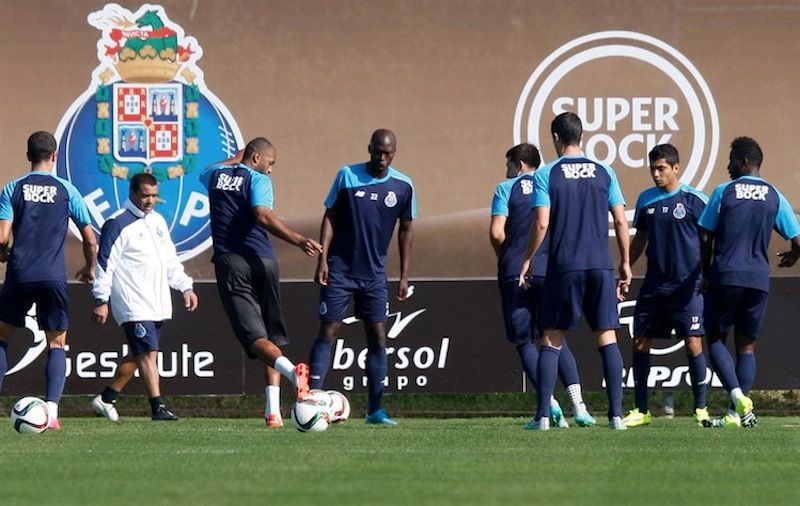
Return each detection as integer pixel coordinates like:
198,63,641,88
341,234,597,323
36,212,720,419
366,345,387,415
101,386,119,404
736,352,756,395
309,338,333,389
515,341,538,390
535,346,560,420
565,383,587,413
45,348,67,403
632,350,650,413
688,352,708,409
599,343,624,419
708,339,740,393
0,341,7,393
149,396,165,414
557,341,580,387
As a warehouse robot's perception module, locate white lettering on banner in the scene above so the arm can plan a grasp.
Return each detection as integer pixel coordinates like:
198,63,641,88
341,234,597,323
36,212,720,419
64,343,214,379
179,191,209,226
735,183,768,201
84,188,112,227
22,184,57,203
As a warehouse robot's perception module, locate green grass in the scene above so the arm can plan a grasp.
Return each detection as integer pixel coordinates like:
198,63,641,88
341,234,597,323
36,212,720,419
1,416,799,505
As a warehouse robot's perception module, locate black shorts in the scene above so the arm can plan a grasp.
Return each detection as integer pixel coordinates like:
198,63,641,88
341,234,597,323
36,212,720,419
0,280,69,331
214,253,289,358
122,321,163,357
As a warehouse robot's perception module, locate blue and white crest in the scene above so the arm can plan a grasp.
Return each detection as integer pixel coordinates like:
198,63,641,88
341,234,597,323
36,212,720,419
672,203,687,220
54,3,243,260
134,323,147,338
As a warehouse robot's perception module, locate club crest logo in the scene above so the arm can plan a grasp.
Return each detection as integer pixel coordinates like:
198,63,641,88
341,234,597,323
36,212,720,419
54,3,244,260
672,203,687,220
384,191,398,208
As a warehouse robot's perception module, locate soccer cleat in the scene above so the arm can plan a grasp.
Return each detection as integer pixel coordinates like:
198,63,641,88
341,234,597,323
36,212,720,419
741,410,758,428
265,413,284,428
151,405,179,421
91,395,120,423
609,416,627,430
735,395,756,427
622,408,652,427
523,417,550,430
574,410,597,427
47,417,61,431
294,363,310,400
550,404,569,428
702,412,740,428
693,407,710,426
365,408,398,426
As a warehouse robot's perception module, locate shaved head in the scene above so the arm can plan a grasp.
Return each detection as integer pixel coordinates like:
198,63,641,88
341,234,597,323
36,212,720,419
243,137,274,160
367,128,397,173
370,129,396,148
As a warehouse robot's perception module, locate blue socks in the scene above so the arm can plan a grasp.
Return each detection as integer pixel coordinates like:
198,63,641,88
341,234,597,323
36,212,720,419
515,341,539,390
632,350,650,413
557,342,580,387
535,346,560,420
309,338,333,389
0,341,7,393
599,343,623,418
736,352,756,394
688,352,708,409
366,345,387,414
45,348,67,403
708,339,740,392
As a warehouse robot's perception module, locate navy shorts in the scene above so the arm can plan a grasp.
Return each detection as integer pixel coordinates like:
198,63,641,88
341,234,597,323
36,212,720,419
0,281,69,331
319,270,388,322
214,253,289,359
540,269,620,332
498,276,544,344
634,285,704,339
704,284,768,339
122,321,162,357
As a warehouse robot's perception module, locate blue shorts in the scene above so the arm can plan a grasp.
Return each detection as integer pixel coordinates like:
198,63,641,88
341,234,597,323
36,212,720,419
122,321,163,357
0,281,69,331
634,285,704,339
319,271,388,323
540,269,620,332
498,276,544,344
704,285,768,339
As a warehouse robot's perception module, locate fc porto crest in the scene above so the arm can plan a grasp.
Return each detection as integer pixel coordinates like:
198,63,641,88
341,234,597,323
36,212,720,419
54,3,243,259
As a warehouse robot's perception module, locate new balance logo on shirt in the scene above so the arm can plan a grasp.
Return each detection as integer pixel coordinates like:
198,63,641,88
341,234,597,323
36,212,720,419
561,162,597,179
22,184,57,203
215,173,244,192
735,183,768,201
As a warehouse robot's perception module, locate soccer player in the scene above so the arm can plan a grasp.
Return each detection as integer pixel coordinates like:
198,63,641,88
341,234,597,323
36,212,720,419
307,128,416,426
518,112,631,430
621,144,710,427
0,131,97,430
491,143,596,428
90,173,199,422
698,137,800,428
201,137,322,427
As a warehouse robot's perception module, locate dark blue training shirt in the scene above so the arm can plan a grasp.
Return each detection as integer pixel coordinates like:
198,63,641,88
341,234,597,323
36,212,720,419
0,171,91,283
533,155,625,274
698,175,800,292
325,163,417,280
200,163,276,261
491,173,549,279
634,184,707,293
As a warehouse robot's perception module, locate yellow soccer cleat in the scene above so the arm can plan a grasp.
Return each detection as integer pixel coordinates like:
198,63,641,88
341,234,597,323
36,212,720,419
693,407,710,427
622,408,652,427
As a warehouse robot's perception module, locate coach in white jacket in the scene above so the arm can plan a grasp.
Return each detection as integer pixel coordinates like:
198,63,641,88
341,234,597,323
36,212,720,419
90,173,198,421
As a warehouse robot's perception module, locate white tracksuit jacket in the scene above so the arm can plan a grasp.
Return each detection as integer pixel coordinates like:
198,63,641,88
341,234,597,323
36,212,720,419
92,198,193,325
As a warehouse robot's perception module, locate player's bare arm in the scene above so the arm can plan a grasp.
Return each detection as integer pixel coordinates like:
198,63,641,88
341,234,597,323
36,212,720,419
315,210,336,285
629,228,648,268
699,229,713,292
518,206,549,286
489,215,507,258
777,235,800,268
253,206,322,256
0,220,11,263
75,224,97,283
397,219,413,300
611,204,631,300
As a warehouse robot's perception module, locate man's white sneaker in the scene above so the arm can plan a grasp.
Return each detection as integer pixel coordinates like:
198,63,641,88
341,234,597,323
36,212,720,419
91,395,120,422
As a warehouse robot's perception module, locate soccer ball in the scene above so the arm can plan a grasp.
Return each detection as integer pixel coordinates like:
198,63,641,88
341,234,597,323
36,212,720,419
11,397,50,434
291,399,330,432
326,390,350,423
305,389,334,417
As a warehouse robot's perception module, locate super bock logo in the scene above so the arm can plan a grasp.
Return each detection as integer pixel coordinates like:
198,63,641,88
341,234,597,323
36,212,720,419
55,3,243,259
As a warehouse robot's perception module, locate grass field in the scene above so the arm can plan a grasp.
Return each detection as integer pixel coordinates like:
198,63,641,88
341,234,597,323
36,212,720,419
1,415,799,505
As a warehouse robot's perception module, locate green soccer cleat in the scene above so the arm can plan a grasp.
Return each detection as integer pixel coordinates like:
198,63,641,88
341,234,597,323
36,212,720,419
693,407,710,426
574,410,597,427
523,417,550,430
622,408,652,427
701,412,740,428
550,405,569,428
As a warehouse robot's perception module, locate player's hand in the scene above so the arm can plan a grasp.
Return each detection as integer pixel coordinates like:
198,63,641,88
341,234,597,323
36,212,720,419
75,265,95,283
777,250,800,268
92,304,108,325
616,262,632,301
301,237,324,257
518,259,532,287
397,278,411,300
315,260,329,286
183,290,199,311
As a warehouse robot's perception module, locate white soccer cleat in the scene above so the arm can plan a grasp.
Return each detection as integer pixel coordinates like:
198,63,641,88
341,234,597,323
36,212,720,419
91,394,120,422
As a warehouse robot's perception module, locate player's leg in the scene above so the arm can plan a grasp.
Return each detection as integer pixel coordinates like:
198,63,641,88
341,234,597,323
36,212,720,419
265,365,283,428
0,281,33,394
309,321,343,389
359,278,396,425
499,277,538,389
684,336,709,425
309,270,352,388
38,281,71,429
527,329,563,430
91,354,136,422
729,288,766,428
122,321,176,420
556,342,594,427
623,336,653,427
257,258,290,427
678,285,710,424
0,321,14,394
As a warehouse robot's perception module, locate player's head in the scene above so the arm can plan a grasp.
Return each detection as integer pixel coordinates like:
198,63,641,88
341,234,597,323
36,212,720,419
550,112,582,153
243,137,276,175
368,129,397,171
648,144,680,190
727,136,762,179
129,172,159,213
505,143,541,178
27,131,57,165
